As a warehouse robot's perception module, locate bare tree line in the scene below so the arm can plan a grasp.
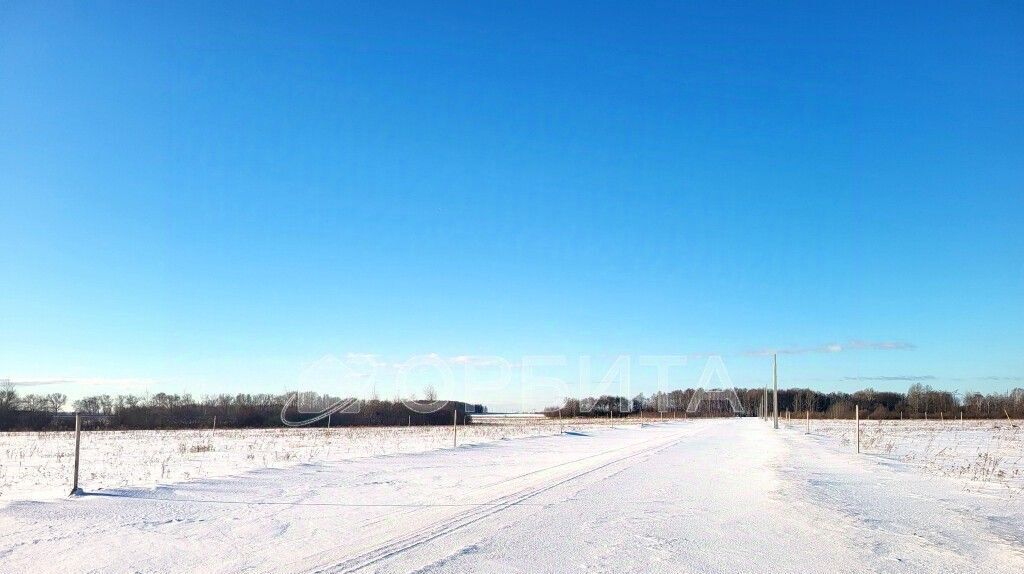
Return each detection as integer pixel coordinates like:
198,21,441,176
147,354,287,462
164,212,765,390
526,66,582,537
546,384,1024,420
3,379,1021,431
0,381,476,431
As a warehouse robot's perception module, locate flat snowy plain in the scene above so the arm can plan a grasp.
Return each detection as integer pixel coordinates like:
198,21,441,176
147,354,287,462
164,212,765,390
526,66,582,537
2,418,1023,573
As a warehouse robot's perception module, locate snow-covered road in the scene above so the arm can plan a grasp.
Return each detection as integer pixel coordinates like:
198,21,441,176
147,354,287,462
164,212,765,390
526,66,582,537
2,419,1022,573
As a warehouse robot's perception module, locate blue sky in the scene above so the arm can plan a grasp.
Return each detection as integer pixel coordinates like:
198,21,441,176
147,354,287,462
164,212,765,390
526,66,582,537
1,1,1022,409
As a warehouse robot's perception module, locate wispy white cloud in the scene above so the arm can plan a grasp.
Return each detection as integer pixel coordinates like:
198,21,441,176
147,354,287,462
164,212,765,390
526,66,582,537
841,375,1022,384
745,340,915,356
4,379,72,387
844,340,916,351
344,353,387,367
4,378,157,389
448,355,520,368
842,375,936,382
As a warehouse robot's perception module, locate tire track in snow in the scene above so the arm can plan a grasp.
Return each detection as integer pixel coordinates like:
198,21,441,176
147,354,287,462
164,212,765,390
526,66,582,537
346,424,694,532
293,426,699,574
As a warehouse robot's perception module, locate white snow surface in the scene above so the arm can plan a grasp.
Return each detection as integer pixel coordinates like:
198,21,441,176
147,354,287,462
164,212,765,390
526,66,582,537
1,421,606,501
2,419,1023,573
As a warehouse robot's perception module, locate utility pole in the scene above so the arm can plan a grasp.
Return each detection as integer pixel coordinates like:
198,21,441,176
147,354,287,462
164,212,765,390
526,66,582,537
773,353,779,430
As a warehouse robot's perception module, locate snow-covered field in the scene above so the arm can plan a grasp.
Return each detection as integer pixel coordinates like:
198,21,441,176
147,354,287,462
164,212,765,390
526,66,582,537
779,417,1024,496
2,418,1023,573
0,419,613,501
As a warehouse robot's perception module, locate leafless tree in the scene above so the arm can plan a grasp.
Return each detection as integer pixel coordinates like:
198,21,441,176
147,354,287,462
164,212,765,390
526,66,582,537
422,385,437,401
0,380,17,410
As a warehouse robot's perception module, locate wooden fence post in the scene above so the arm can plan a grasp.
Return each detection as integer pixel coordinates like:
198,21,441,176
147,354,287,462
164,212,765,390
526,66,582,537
806,410,809,434
855,405,860,454
71,413,82,495
453,409,457,448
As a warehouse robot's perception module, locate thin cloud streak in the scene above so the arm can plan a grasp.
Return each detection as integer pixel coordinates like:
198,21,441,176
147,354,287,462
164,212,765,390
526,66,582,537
745,340,916,357
4,379,73,387
3,378,157,388
838,375,1022,384
842,375,936,382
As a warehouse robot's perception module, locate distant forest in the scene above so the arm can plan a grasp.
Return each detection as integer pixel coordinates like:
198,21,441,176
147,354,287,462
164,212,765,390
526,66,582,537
0,383,477,431
2,382,1022,431
547,384,1024,421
